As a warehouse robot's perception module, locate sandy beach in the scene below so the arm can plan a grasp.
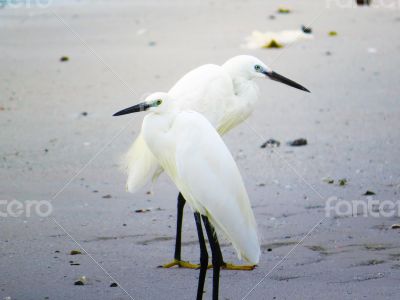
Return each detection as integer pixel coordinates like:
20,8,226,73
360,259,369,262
1,0,400,299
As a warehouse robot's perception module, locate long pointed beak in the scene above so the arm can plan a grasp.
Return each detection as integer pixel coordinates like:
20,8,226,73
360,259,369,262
264,71,310,93
113,102,151,116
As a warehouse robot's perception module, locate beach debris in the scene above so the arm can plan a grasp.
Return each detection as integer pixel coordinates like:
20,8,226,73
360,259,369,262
268,15,276,20
323,177,334,184
277,7,290,14
357,259,385,266
261,139,281,148
391,224,400,229
264,40,283,48
356,0,371,5
110,282,118,287
328,31,338,37
287,138,307,146
81,111,88,116
44,148,49,153
60,56,69,62
363,190,376,196
364,244,388,251
338,178,348,186
135,208,151,213
325,51,332,56
74,276,87,286
70,262,80,266
136,28,147,35
306,245,329,255
242,29,313,49
301,25,312,34
148,41,156,47
102,194,112,199
70,250,82,255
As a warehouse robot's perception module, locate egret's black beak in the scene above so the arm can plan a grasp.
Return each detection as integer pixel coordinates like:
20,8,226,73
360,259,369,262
113,102,151,116
263,71,310,93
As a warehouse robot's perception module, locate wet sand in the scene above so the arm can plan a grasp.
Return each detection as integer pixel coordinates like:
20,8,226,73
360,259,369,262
1,1,400,299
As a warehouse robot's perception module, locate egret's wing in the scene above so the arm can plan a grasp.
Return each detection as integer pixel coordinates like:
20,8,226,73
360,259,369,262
169,64,234,128
122,131,163,193
122,65,233,193
173,112,260,264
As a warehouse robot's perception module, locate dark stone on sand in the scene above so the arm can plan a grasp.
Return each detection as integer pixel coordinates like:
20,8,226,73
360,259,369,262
261,139,281,148
288,138,307,146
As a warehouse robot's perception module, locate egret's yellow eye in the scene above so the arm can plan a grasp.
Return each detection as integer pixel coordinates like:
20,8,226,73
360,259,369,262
156,99,162,106
254,65,262,72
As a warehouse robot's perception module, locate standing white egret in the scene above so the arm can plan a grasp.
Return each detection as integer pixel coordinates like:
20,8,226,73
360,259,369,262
115,55,310,269
115,92,260,300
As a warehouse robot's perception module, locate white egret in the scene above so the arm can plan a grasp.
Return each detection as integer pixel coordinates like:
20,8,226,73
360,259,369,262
115,55,310,269
115,92,260,300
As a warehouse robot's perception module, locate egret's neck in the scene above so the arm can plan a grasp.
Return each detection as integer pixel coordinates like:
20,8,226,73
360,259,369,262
142,111,177,158
216,76,260,134
231,76,260,107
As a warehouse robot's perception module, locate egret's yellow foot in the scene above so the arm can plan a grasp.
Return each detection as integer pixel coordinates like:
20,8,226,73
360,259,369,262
160,259,200,269
221,262,256,271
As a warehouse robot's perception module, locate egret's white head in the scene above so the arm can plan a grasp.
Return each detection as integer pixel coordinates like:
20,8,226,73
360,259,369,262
223,55,310,92
113,92,172,116
223,55,271,79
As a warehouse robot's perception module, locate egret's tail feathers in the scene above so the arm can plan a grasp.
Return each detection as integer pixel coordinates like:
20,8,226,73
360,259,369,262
209,206,260,265
236,227,260,265
121,132,162,193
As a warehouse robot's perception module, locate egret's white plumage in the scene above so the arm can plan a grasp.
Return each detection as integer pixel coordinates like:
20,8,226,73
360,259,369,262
140,93,260,264
123,55,268,193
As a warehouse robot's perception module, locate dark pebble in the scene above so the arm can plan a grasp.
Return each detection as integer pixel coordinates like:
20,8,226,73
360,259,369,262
363,190,375,196
261,139,281,148
301,25,312,34
288,138,307,146
110,282,118,287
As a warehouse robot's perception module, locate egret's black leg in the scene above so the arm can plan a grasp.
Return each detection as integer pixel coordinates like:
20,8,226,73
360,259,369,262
161,194,200,269
202,216,223,300
174,193,186,261
194,212,208,300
